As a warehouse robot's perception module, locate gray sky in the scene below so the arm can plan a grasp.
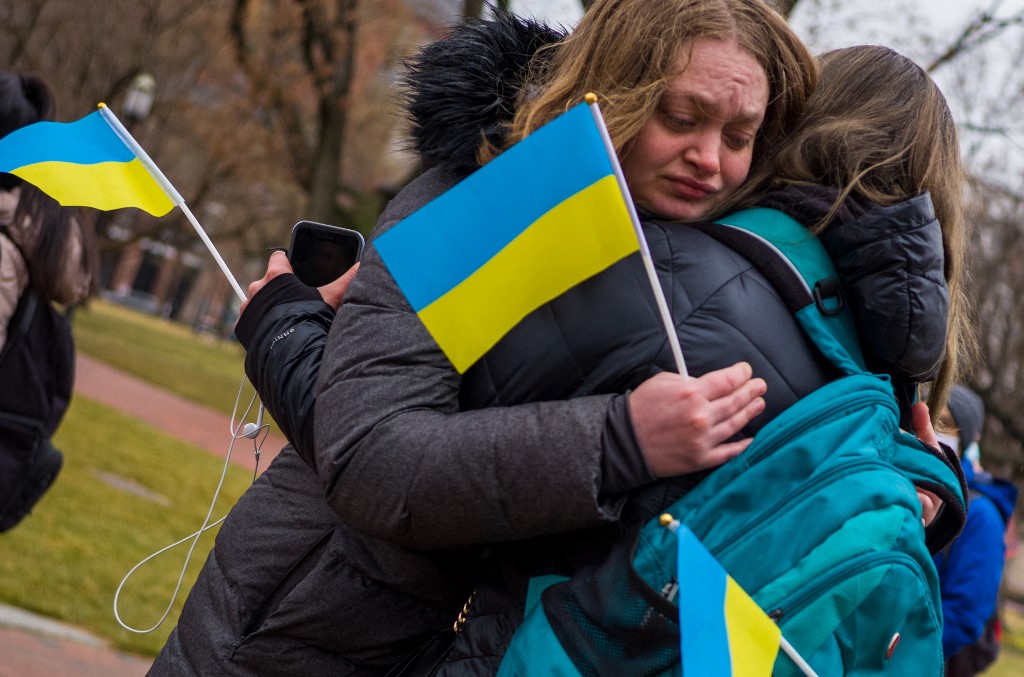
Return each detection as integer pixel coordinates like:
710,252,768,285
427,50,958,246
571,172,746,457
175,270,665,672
509,0,583,27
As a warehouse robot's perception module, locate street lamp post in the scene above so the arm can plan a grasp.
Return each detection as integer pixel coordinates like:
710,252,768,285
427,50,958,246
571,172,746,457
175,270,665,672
123,73,156,128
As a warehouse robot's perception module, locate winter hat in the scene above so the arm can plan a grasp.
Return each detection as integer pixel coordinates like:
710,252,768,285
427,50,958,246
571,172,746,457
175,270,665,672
947,385,985,450
0,71,53,138
0,71,54,191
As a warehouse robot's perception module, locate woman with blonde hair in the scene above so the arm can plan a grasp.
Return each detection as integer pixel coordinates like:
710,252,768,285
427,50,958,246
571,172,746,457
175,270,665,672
489,44,971,674
154,1,821,674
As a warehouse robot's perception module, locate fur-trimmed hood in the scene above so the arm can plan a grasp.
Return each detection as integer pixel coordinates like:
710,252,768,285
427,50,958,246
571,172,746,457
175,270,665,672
401,12,564,180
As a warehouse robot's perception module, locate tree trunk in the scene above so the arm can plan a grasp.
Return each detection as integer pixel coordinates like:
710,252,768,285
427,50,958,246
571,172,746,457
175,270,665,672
305,0,358,224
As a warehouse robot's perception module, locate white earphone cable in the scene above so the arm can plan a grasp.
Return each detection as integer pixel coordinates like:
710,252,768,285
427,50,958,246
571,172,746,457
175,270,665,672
113,374,267,634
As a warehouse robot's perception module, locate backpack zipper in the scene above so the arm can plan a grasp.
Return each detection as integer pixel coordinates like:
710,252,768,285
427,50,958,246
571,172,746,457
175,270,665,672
771,551,926,621
742,386,894,469
712,457,890,562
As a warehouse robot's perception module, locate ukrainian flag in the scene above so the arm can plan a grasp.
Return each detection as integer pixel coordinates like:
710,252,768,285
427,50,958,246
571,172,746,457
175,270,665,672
676,525,782,676
376,102,639,373
0,108,174,216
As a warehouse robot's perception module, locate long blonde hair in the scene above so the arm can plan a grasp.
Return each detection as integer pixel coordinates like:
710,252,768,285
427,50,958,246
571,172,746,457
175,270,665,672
725,45,973,415
481,0,816,171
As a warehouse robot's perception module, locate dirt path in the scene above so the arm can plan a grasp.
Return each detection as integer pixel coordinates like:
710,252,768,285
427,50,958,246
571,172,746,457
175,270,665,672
73,352,288,472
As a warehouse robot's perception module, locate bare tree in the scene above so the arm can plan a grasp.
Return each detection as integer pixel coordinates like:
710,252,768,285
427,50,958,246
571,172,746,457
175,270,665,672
926,0,1024,73
228,0,421,233
463,0,485,17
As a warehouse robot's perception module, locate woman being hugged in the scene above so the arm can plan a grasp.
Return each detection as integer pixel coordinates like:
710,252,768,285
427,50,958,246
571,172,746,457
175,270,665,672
726,44,972,422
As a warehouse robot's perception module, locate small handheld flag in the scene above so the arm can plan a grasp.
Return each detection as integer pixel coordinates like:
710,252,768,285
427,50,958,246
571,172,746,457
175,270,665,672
663,516,819,677
0,106,174,216
0,104,247,302
376,96,687,375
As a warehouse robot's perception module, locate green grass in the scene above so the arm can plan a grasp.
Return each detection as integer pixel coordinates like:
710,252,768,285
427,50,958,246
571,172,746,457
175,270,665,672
73,298,281,436
0,396,254,657
989,647,1024,676
989,603,1024,675
72,299,250,417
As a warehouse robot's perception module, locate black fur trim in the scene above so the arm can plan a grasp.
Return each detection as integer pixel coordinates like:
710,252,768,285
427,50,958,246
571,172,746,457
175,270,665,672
401,11,565,180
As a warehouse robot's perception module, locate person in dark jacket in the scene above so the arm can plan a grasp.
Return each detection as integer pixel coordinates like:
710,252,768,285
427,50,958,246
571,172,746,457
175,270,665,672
151,3,818,674
933,385,1019,675
427,45,971,672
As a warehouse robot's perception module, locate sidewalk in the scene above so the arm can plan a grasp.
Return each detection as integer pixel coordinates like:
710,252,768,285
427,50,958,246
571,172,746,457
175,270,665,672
0,606,151,677
74,353,288,471
0,353,290,675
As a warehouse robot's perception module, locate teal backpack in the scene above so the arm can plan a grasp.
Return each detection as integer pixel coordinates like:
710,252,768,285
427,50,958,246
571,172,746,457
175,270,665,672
497,208,967,676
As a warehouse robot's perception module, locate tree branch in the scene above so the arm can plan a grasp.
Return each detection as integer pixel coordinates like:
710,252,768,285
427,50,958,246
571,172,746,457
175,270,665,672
927,1,1024,72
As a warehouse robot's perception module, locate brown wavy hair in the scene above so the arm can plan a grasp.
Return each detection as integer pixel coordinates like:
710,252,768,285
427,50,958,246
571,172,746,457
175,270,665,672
480,0,817,174
724,45,973,416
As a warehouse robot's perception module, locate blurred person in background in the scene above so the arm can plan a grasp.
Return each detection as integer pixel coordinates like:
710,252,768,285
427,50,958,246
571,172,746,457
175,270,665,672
0,70,98,531
934,384,1020,676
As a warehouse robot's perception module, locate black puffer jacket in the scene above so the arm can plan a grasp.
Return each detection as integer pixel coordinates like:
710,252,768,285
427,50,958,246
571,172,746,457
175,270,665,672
151,276,478,676
430,192,959,674
314,14,962,676
762,185,950,428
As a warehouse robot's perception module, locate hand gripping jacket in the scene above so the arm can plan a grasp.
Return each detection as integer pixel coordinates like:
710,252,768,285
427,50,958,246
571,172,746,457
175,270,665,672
497,208,968,677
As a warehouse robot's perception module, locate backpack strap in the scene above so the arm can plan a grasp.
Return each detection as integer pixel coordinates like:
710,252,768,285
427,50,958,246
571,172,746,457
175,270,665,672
693,209,968,550
0,286,39,366
690,207,867,376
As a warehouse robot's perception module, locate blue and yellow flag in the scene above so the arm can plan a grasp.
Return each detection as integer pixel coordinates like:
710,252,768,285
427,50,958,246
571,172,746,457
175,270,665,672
0,108,174,216
376,102,639,373
676,525,781,676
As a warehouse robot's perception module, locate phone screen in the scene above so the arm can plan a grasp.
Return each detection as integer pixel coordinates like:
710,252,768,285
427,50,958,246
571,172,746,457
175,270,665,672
288,222,364,287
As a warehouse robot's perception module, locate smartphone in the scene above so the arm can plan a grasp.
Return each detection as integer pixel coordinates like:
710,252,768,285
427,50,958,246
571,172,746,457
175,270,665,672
287,221,365,287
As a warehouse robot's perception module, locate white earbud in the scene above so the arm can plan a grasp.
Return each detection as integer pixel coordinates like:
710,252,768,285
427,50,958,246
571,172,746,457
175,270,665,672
242,404,265,439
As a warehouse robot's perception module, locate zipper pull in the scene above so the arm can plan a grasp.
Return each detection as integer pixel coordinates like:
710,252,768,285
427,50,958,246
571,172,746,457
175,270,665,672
661,578,679,603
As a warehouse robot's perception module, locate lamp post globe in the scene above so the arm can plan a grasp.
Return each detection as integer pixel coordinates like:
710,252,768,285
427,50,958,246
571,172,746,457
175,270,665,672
124,73,156,126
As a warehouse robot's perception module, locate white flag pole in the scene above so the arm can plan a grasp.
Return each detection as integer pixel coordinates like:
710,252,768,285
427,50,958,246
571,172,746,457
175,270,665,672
780,636,820,677
584,94,687,377
175,203,248,303
97,103,248,303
